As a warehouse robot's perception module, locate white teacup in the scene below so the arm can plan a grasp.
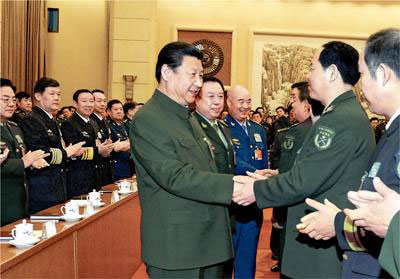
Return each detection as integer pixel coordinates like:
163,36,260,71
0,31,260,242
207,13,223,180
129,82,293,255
61,201,79,217
86,190,101,205
11,219,34,243
118,180,131,193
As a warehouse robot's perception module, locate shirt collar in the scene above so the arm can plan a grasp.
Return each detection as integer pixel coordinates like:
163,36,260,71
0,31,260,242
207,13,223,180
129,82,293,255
37,106,53,119
196,110,217,126
386,107,400,130
93,112,103,120
76,112,90,123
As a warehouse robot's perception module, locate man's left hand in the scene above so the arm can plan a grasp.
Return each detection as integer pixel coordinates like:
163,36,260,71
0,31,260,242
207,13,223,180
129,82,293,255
296,198,341,240
232,175,256,206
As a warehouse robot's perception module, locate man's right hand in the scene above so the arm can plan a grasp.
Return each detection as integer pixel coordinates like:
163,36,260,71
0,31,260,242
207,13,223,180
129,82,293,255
65,141,86,158
22,150,49,168
98,139,114,157
255,169,279,177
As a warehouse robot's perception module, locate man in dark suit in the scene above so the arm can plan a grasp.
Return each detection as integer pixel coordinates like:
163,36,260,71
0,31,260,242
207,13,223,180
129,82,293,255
233,41,375,278
0,78,48,225
130,42,237,278
11,91,32,125
61,90,113,198
90,89,113,186
20,77,85,213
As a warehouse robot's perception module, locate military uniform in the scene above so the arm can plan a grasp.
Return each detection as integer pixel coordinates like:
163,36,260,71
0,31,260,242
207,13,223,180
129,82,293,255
254,91,375,278
20,106,68,214
224,114,268,279
0,121,28,226
334,114,400,278
379,212,399,278
123,117,131,135
90,113,114,186
10,109,28,126
108,118,134,180
269,127,289,169
130,89,234,275
271,118,313,266
60,113,100,198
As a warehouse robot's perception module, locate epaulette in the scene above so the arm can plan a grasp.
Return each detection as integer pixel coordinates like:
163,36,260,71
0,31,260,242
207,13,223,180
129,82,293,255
277,127,289,133
248,119,263,128
290,122,299,128
218,119,228,127
7,120,18,126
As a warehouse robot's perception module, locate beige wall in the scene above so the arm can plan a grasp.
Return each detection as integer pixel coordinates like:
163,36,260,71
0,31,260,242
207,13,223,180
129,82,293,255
110,0,399,103
47,0,108,107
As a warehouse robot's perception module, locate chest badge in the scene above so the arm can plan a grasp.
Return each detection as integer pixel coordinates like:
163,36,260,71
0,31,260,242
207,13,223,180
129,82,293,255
254,133,262,143
283,136,294,150
82,131,90,138
368,162,381,178
314,126,335,151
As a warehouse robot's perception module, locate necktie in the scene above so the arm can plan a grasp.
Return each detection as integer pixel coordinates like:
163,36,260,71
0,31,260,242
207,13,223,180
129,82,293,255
212,123,228,148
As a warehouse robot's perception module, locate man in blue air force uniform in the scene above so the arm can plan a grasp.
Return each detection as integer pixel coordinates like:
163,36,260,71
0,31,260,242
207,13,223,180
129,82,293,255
224,85,268,279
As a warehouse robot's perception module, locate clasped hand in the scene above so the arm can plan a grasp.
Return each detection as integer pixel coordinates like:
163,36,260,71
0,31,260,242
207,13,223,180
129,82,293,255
232,171,268,206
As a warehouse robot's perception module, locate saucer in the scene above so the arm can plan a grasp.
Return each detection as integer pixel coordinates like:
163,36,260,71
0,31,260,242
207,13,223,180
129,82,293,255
118,190,133,195
92,201,105,208
61,214,84,222
9,236,40,249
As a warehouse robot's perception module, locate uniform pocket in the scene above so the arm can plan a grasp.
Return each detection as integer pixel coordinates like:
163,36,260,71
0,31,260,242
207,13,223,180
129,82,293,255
169,208,210,224
177,138,198,149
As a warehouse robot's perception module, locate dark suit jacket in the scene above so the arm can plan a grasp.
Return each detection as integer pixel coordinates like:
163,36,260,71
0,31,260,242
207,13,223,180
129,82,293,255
0,121,27,225
130,89,234,270
61,113,100,197
20,106,68,210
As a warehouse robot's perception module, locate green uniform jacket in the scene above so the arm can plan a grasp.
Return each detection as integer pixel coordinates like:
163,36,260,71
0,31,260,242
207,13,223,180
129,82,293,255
254,91,375,278
130,89,234,270
379,211,400,278
1,121,27,226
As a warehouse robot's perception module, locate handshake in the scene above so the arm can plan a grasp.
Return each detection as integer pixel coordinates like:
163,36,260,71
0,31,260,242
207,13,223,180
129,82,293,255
232,169,278,206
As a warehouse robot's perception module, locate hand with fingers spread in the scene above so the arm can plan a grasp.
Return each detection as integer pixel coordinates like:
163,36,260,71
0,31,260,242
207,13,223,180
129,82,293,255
65,141,86,157
22,150,50,168
296,198,341,240
255,168,279,177
232,175,256,206
344,177,400,238
0,148,10,164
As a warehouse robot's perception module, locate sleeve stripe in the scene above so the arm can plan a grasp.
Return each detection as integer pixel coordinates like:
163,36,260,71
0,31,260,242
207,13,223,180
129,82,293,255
344,216,366,251
50,148,63,164
82,147,94,160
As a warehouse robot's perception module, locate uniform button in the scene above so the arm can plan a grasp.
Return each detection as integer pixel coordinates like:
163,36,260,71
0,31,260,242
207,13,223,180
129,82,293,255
252,156,254,159
228,164,232,168
343,254,348,260
250,145,253,148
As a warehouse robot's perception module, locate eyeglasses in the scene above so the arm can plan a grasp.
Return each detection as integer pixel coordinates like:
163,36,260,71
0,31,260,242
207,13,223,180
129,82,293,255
0,97,17,104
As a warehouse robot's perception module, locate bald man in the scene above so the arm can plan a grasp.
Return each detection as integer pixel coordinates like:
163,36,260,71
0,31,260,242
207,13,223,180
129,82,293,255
224,85,268,279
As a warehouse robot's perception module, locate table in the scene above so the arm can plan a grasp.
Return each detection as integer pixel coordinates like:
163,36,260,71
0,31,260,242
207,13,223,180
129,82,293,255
0,180,142,278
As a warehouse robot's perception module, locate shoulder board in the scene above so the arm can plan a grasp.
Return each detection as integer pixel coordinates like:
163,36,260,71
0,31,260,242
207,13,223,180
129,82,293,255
7,120,18,126
248,120,263,128
277,127,289,133
218,119,228,127
290,122,299,128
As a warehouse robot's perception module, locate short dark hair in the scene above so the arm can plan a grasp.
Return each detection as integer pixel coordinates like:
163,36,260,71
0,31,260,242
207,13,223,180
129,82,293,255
137,102,144,106
155,41,203,83
276,106,285,112
291,81,309,102
202,76,224,92
364,28,400,79
73,89,92,102
252,111,262,118
15,91,31,101
370,117,379,122
34,77,60,94
310,99,325,117
107,99,122,110
319,41,360,86
123,101,136,114
60,106,71,113
0,78,16,92
255,106,265,113
92,89,105,94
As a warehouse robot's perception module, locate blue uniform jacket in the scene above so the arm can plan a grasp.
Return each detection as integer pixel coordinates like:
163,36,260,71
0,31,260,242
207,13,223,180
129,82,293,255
335,115,400,278
224,114,268,175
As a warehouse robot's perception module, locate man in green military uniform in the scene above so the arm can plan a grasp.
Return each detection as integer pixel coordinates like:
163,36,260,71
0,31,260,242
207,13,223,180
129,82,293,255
232,41,375,278
130,42,237,278
0,78,49,226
